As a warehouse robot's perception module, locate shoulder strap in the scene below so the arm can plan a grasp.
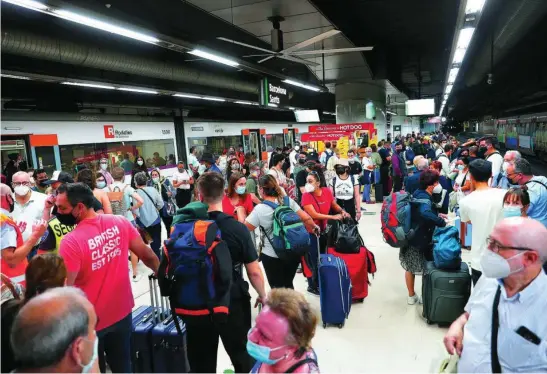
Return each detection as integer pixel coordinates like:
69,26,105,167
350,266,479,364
283,195,290,206
261,200,279,210
332,177,337,197
525,180,547,190
491,286,502,373
286,358,318,373
486,151,501,160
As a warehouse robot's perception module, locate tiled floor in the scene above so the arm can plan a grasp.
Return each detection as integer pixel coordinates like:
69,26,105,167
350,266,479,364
130,203,462,372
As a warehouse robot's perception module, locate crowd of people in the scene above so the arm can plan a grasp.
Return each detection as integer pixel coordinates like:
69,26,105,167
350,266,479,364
1,130,546,373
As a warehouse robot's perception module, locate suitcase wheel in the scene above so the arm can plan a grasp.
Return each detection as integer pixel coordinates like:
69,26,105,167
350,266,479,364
353,298,365,303
338,323,344,329
426,319,433,325
323,323,327,329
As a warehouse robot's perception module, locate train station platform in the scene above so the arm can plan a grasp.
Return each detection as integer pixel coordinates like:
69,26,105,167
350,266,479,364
130,202,456,373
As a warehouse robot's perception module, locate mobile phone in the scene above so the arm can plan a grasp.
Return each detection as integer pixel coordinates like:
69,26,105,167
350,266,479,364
516,326,541,345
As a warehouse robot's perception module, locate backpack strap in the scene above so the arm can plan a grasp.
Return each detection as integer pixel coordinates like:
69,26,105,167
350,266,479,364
261,200,279,210
525,180,547,190
283,195,290,206
332,177,337,198
286,358,318,373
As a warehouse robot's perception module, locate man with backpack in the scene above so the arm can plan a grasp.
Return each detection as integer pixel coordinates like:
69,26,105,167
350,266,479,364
319,142,334,166
165,172,266,373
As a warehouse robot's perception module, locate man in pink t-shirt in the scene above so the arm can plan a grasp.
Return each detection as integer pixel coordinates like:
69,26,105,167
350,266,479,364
56,183,159,373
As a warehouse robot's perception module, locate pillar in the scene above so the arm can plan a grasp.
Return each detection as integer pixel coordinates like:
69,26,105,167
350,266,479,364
335,81,387,140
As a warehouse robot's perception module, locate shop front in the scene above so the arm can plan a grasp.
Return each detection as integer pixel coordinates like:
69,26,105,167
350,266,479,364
1,113,177,179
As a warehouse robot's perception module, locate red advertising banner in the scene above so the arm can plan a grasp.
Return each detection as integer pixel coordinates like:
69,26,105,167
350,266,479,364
308,122,375,133
301,132,351,142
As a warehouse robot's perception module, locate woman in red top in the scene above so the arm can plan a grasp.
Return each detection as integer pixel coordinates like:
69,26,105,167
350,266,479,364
222,172,254,223
300,167,349,295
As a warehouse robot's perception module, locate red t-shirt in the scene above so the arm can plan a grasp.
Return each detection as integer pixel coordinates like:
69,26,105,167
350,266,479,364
301,187,335,229
60,215,139,331
222,194,254,219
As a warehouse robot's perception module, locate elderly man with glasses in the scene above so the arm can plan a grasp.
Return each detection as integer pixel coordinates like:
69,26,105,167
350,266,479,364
444,217,547,373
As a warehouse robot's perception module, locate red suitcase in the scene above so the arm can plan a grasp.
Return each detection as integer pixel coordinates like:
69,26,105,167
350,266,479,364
327,246,368,302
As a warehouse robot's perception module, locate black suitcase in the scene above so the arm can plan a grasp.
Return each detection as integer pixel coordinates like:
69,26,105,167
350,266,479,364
374,184,383,202
422,261,471,325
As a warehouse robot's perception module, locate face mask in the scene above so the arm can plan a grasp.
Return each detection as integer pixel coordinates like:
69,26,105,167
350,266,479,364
100,163,108,170
503,205,522,218
298,158,306,165
432,184,443,194
96,181,106,189
304,183,316,193
236,186,246,195
294,146,300,151
480,250,526,279
231,164,240,170
56,207,79,226
251,171,259,178
478,146,487,158
457,165,464,171
366,152,372,156
152,177,160,184
335,166,347,175
38,180,49,187
502,162,510,173
137,160,144,166
178,167,185,172
79,335,99,374
14,185,29,196
246,334,286,365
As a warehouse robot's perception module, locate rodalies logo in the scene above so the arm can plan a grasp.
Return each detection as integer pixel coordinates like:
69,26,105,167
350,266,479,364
104,125,133,139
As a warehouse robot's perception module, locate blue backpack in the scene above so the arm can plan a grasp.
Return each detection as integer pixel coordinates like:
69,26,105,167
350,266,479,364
261,196,311,259
432,226,462,270
405,147,416,162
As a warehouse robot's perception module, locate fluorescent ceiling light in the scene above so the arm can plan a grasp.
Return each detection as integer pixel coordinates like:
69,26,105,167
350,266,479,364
235,101,253,105
465,0,486,14
268,103,278,107
53,9,159,44
283,79,321,92
448,68,459,84
444,94,449,100
188,49,239,67
445,84,453,94
457,28,475,49
452,48,466,64
202,97,225,102
2,0,47,11
118,87,158,94
1,74,31,80
289,106,296,110
173,94,201,99
61,81,115,89
387,110,397,116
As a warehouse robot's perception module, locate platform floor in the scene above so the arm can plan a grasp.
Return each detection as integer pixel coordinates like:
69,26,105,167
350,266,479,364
131,202,462,372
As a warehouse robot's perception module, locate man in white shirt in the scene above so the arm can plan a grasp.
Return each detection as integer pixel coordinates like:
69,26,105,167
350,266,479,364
459,159,507,284
437,144,455,178
479,137,503,183
11,171,49,244
187,146,200,175
288,143,300,176
444,217,547,373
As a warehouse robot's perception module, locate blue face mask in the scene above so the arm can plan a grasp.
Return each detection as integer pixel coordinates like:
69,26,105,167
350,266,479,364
246,330,287,365
79,335,98,373
236,186,247,195
96,181,107,189
457,165,464,171
503,205,522,219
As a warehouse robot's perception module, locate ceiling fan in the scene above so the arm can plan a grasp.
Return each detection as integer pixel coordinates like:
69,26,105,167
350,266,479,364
217,16,374,67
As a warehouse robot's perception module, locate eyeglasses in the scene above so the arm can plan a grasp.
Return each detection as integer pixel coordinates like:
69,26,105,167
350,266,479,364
308,171,319,176
486,237,534,253
12,182,30,187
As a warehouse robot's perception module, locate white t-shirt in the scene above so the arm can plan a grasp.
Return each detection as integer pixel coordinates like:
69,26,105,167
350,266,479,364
13,190,47,243
187,153,200,170
268,168,286,187
362,157,373,170
330,175,358,201
485,152,504,183
171,170,191,190
289,150,298,174
246,198,301,258
459,188,507,270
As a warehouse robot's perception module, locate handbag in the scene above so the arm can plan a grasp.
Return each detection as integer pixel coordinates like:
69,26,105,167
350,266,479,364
334,218,361,254
163,198,177,216
438,355,459,373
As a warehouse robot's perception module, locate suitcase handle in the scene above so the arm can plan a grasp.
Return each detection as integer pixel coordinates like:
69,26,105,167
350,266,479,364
148,273,170,324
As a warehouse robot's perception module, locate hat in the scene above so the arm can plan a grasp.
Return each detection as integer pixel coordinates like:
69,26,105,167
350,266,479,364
43,171,74,185
200,152,216,164
335,158,349,166
469,158,492,174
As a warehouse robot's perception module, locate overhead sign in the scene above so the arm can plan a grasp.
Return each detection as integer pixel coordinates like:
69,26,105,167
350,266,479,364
337,137,350,157
301,132,351,142
308,122,375,133
103,124,132,139
260,77,289,107
393,125,401,131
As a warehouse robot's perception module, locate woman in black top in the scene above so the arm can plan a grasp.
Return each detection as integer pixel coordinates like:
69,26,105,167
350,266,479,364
131,156,148,189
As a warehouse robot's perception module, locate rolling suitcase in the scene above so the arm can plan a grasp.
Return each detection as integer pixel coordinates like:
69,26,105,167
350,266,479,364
327,247,368,302
422,261,471,326
374,183,384,203
151,315,190,373
319,235,352,328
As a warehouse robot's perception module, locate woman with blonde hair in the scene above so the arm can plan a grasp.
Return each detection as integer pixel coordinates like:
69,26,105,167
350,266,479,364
248,288,319,373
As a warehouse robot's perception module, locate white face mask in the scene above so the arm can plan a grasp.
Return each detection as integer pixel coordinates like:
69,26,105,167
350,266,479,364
14,185,30,196
137,160,144,166
79,335,98,374
304,183,316,193
432,184,443,194
480,250,526,279
100,163,108,170
502,161,510,173
294,146,300,151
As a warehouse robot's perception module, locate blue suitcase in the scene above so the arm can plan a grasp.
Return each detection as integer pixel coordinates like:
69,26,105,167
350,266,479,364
318,253,352,328
151,315,190,373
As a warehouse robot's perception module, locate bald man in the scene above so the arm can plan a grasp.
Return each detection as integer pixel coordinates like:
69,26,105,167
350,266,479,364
11,287,99,373
1,183,47,287
444,217,547,372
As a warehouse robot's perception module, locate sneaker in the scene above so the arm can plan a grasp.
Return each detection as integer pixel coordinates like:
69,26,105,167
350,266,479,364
307,287,320,296
132,273,143,282
407,294,419,305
